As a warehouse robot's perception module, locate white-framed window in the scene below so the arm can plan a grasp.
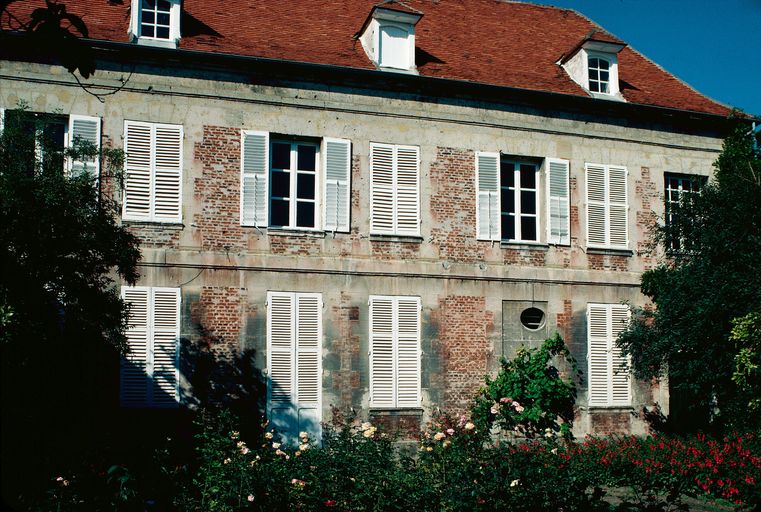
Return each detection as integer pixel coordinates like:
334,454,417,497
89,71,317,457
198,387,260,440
664,173,705,252
241,132,351,232
588,56,611,94
587,303,631,407
1,110,101,175
378,23,413,70
131,0,181,46
370,142,420,236
267,292,323,444
122,121,183,223
585,163,628,249
476,154,570,245
369,295,421,409
120,286,180,408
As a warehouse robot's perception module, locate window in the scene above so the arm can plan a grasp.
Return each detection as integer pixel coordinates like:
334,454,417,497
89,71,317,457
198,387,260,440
120,286,180,408
585,163,628,249
122,121,183,223
369,295,421,409
267,292,323,444
476,154,570,244
132,0,181,45
379,24,412,69
587,304,630,407
1,110,100,174
357,7,421,73
665,173,705,252
588,57,610,94
241,132,351,232
370,143,420,236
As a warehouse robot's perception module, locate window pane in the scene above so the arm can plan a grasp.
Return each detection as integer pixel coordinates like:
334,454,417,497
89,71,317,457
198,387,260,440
272,143,291,169
589,81,599,92
520,165,536,188
157,0,170,11
589,69,599,80
297,173,315,200
589,58,599,68
142,11,155,23
156,26,170,39
157,12,170,25
600,71,609,82
143,0,156,9
296,202,315,228
502,215,515,240
270,199,289,226
599,59,609,70
521,190,536,214
521,217,537,241
271,170,290,198
501,162,514,187
504,188,515,213
297,145,316,171
141,25,155,37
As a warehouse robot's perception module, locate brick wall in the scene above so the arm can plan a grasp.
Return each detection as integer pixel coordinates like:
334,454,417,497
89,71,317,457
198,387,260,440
193,125,246,251
328,292,361,407
126,223,181,248
435,295,493,414
635,166,659,270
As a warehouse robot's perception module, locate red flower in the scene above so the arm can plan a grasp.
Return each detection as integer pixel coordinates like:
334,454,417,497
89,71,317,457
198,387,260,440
324,499,336,507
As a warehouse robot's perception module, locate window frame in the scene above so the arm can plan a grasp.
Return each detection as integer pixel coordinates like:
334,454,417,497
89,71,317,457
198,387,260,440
268,139,321,231
377,21,413,70
131,0,181,47
587,55,611,94
500,159,541,243
664,173,705,252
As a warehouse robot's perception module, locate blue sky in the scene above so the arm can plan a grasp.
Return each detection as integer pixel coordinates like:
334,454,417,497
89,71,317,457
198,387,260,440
530,0,761,117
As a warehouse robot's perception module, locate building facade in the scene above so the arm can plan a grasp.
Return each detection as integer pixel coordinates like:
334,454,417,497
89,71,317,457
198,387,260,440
0,0,736,438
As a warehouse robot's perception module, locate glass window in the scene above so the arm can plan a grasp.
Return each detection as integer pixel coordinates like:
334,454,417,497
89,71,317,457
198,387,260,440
664,173,705,252
588,57,611,94
269,140,319,229
500,161,539,243
140,0,174,40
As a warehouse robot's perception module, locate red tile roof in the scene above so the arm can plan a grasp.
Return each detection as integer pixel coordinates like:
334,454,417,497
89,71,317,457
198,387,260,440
2,0,732,116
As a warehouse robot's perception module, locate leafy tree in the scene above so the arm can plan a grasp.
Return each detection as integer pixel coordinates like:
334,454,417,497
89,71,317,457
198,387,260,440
0,107,140,504
617,123,761,432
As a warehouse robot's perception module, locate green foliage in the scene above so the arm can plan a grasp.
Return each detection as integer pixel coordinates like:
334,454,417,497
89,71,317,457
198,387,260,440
617,124,761,432
731,311,761,412
471,334,580,438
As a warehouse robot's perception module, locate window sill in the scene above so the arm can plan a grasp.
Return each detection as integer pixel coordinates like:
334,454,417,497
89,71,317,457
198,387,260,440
586,247,633,257
369,234,423,243
584,406,634,412
123,220,184,227
369,408,424,416
266,228,326,238
500,242,550,251
135,37,179,49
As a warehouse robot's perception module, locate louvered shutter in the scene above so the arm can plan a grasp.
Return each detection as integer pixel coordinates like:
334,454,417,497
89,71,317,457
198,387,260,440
608,166,628,249
123,121,153,220
295,293,322,439
370,296,395,407
67,114,101,176
587,304,631,407
396,297,421,408
610,305,631,406
547,158,570,245
0,108,6,133
150,288,180,407
370,143,395,234
476,152,500,241
241,131,269,227
121,287,150,406
267,292,296,435
395,145,420,236
153,124,183,222
586,164,607,247
323,138,351,232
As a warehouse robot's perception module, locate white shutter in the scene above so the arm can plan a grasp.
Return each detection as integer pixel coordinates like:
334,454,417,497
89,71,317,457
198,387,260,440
369,296,395,407
121,287,150,407
241,131,269,227
150,288,180,407
587,303,631,407
295,293,322,440
67,114,101,176
608,166,628,249
395,145,420,236
547,158,570,245
153,124,183,223
370,143,395,235
323,138,351,232
267,292,296,437
0,108,5,134
476,152,500,241
610,305,631,406
586,164,607,247
123,121,153,221
396,297,421,408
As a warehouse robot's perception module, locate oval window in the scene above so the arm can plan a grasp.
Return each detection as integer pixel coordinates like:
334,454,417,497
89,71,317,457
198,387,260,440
520,307,545,331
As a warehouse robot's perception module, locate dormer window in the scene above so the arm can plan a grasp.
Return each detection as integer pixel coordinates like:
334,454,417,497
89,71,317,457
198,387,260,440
560,36,625,101
588,56,610,94
358,2,423,73
131,0,181,48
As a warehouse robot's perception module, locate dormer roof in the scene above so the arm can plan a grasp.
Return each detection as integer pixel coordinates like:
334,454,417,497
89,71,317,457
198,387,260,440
1,0,732,117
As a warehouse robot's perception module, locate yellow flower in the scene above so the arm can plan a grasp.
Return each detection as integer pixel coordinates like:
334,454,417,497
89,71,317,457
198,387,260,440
272,442,281,449
464,422,475,431
264,432,273,440
433,432,446,441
